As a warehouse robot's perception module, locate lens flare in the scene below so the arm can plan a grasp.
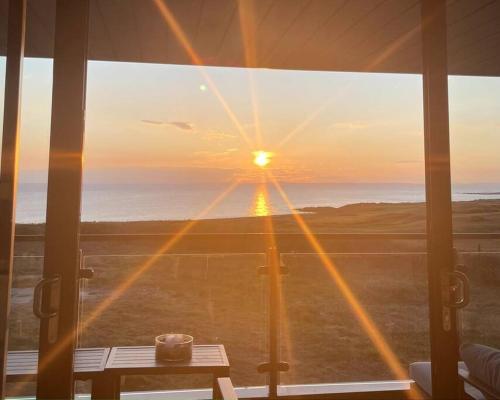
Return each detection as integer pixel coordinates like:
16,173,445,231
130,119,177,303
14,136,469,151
253,150,272,168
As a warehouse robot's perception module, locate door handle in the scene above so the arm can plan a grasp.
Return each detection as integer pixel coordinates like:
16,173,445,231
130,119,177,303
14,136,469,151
33,275,60,319
447,269,470,309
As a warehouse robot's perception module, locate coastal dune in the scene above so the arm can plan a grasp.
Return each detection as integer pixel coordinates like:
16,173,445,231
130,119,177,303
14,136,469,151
8,200,500,392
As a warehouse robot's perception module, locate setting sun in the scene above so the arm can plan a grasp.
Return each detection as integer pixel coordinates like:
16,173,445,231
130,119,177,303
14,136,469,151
253,151,273,168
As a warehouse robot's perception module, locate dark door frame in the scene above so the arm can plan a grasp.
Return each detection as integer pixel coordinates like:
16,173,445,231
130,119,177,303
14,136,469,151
0,0,26,398
421,0,460,398
36,1,90,398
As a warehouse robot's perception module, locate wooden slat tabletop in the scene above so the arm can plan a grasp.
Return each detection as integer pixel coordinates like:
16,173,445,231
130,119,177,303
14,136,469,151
6,347,110,381
105,345,229,375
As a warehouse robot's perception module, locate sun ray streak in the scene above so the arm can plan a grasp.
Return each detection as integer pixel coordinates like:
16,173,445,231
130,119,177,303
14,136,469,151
23,180,241,389
248,70,263,148
363,24,421,72
257,182,297,386
237,0,263,148
267,172,420,396
276,82,354,150
238,0,258,68
276,100,330,149
80,180,240,333
277,23,420,151
153,0,254,149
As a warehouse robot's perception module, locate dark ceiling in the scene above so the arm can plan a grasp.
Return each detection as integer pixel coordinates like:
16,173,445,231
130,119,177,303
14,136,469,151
1,0,499,76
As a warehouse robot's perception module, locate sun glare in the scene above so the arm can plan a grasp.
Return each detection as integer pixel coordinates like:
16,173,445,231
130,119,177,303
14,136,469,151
253,150,272,168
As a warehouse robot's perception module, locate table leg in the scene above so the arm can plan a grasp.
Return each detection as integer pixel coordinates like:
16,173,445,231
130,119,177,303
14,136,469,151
91,373,121,400
213,374,222,400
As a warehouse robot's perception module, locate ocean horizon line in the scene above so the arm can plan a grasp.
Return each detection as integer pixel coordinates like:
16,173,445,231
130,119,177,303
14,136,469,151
15,182,500,224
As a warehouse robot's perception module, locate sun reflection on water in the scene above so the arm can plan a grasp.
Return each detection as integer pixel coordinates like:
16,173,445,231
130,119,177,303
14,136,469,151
253,185,270,217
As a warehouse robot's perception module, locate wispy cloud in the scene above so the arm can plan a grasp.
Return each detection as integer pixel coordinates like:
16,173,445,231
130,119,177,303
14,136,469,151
141,119,195,131
166,121,195,131
141,119,164,125
142,120,239,142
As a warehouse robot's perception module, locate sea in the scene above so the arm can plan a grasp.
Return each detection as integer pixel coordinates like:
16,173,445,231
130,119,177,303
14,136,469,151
15,182,500,224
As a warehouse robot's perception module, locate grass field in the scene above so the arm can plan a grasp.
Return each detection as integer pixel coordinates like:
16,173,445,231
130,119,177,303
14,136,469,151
7,200,500,394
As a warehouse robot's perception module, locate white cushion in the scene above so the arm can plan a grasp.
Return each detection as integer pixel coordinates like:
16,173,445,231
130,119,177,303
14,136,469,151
461,343,500,396
409,361,485,400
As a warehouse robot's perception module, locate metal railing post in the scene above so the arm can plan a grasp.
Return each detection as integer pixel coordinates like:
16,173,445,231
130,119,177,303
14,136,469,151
268,246,280,398
258,247,289,399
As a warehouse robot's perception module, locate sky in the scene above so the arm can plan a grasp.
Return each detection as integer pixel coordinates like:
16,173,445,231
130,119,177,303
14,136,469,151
0,57,499,185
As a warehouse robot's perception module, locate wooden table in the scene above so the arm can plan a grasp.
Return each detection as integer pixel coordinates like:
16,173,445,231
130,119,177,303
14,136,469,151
103,345,230,399
6,348,110,399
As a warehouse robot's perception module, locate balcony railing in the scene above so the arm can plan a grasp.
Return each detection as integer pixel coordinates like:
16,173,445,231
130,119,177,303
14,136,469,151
7,233,500,399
